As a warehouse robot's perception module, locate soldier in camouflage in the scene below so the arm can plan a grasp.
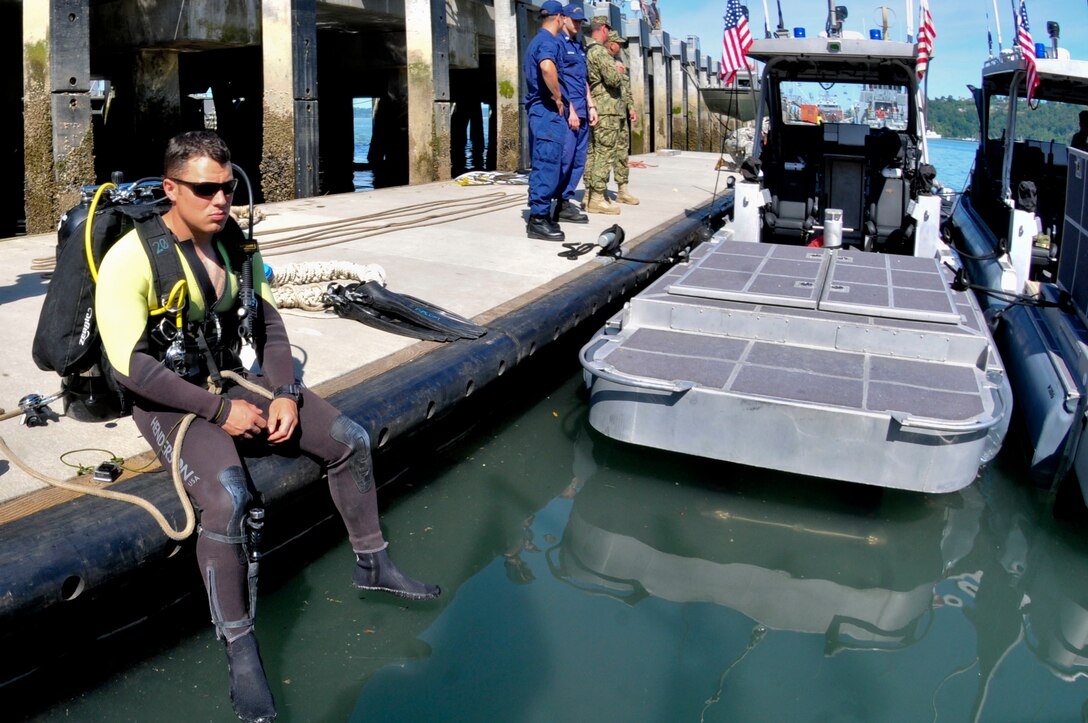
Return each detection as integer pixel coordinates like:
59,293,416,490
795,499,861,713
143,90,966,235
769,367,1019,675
584,16,623,214
606,30,639,205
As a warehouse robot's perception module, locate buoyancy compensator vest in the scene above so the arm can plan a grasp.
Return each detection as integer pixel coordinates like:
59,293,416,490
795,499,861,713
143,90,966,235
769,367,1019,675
32,174,257,422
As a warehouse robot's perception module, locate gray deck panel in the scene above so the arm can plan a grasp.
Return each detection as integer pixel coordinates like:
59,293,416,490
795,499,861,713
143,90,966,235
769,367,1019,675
625,328,749,360
867,383,985,420
746,341,865,378
607,347,737,389
892,268,949,291
731,365,866,408
869,356,979,392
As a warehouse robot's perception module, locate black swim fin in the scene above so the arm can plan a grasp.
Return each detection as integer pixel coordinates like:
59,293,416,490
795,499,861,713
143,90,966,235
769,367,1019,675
324,282,487,342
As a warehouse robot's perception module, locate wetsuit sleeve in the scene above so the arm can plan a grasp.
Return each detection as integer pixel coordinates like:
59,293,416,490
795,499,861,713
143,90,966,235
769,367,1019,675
258,300,296,388
96,231,227,421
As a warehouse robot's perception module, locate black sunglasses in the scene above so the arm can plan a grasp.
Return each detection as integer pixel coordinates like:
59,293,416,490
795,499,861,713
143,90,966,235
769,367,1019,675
169,177,238,197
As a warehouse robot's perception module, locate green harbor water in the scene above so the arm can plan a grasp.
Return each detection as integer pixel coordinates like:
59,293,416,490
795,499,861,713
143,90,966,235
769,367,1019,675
15,362,1088,722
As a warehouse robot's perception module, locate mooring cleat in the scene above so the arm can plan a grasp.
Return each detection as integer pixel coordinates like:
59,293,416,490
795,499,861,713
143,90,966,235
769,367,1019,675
353,548,441,600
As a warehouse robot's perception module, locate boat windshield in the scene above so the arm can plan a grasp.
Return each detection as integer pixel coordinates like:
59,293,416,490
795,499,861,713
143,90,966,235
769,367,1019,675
986,95,1086,146
780,81,909,131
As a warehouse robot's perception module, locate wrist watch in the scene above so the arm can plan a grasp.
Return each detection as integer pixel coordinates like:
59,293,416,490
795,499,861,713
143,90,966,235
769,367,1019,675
273,383,303,404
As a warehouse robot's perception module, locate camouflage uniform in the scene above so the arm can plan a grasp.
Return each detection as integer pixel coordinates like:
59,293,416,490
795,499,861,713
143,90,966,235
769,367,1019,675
613,47,634,185
585,36,626,194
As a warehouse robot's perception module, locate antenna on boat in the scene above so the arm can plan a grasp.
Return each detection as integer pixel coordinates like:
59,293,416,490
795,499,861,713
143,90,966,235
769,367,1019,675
985,5,995,58
905,0,913,42
775,0,789,37
871,5,897,39
991,0,1004,53
826,1,848,37
761,0,772,37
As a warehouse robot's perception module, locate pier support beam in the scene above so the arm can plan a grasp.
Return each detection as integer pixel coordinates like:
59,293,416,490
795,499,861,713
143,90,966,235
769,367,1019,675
651,31,670,152
685,38,701,151
132,50,181,166
624,19,651,155
406,0,452,183
699,57,713,152
493,0,525,171
669,38,686,151
261,0,318,202
23,0,94,234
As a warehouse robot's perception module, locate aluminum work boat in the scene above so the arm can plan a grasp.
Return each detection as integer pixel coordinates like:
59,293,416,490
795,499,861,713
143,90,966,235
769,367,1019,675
948,34,1088,496
580,4,1011,493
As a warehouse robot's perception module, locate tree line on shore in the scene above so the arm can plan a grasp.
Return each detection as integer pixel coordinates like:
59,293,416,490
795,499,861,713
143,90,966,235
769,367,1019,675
926,96,1083,143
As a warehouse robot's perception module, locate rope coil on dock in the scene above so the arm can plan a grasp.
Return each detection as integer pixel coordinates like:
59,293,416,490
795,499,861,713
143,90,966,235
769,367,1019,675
269,261,386,311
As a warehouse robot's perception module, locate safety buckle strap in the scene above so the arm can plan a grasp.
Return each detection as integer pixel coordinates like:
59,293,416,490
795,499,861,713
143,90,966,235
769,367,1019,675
198,526,246,545
193,326,224,388
218,618,255,630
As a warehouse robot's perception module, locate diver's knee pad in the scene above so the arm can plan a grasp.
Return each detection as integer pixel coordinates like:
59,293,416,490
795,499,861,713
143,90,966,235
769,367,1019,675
198,466,252,550
329,415,375,494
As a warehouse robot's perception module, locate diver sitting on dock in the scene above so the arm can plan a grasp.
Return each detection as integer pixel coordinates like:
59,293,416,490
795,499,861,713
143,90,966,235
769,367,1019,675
94,131,439,723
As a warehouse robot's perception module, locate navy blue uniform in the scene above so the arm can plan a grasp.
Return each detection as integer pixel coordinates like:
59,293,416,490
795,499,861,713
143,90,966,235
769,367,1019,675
558,33,590,203
524,27,571,217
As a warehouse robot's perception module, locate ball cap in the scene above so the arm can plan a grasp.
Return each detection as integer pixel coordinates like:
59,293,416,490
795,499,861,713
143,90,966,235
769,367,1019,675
563,4,586,21
540,0,564,16
607,30,628,46
591,15,611,29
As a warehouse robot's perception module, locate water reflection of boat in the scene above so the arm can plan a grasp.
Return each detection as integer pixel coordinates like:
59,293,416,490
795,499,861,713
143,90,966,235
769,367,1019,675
580,3,1011,493
948,30,1088,492
552,432,982,653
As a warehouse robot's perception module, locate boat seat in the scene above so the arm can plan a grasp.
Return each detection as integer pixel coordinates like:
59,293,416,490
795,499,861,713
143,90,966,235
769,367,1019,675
765,164,817,241
864,130,913,250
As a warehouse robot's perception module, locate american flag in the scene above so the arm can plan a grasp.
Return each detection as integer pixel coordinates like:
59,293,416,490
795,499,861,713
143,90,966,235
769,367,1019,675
1016,0,1040,102
916,0,935,80
720,0,753,85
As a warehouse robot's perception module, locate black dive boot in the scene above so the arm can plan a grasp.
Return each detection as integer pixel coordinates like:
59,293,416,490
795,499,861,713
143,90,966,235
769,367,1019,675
527,214,565,241
226,633,277,722
353,548,441,600
556,199,589,224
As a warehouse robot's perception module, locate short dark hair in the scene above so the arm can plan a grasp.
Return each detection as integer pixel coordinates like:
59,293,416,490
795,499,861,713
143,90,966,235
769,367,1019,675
164,131,231,177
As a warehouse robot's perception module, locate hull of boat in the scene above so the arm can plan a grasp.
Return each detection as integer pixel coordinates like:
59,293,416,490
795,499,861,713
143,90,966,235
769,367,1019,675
950,177,1088,488
581,241,1011,493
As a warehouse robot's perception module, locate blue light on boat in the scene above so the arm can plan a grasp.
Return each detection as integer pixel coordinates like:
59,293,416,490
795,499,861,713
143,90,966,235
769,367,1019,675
793,27,806,38
1035,42,1047,59
870,29,883,40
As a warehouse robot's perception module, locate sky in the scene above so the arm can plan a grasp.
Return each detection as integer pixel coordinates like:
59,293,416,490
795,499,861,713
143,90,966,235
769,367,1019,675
635,0,1088,99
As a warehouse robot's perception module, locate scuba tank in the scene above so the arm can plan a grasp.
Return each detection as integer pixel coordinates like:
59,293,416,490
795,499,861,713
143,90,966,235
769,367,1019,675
33,174,168,421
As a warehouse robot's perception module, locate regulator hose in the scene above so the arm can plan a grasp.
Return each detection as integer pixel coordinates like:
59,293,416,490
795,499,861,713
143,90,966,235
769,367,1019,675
0,370,273,541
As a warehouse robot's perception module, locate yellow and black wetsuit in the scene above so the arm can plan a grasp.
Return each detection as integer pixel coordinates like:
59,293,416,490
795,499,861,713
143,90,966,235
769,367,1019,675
96,227,293,421
95,226,386,643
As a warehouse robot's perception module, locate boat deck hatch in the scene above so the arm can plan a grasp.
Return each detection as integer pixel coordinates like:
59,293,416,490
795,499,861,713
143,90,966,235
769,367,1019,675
820,251,961,324
668,242,961,324
668,243,830,309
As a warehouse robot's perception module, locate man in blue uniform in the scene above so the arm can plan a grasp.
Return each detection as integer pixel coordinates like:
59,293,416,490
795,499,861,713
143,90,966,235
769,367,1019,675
523,0,570,241
555,4,596,225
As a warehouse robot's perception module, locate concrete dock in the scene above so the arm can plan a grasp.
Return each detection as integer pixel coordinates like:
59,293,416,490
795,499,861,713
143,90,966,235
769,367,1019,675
0,150,732,512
